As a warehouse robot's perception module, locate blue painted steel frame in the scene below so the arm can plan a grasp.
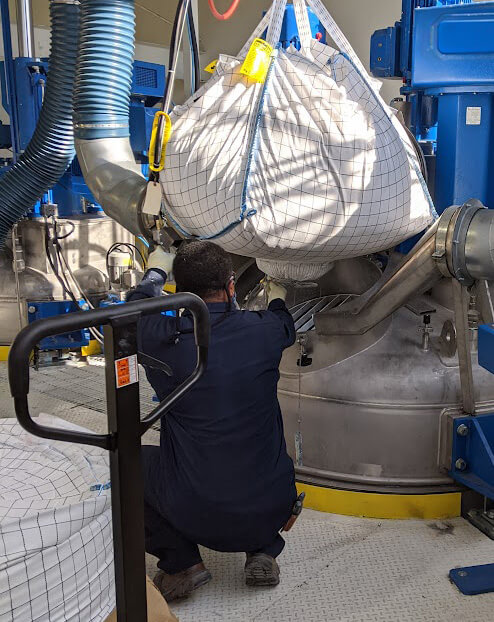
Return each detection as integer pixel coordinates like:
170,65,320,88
448,324,494,595
28,300,91,350
0,0,19,160
478,323,494,374
370,0,494,223
449,413,494,595
434,91,494,211
449,414,494,500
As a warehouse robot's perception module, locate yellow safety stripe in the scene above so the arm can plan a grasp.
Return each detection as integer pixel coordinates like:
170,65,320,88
297,482,461,520
0,346,10,362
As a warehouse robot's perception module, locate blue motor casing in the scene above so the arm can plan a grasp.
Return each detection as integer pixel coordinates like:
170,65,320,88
370,25,402,79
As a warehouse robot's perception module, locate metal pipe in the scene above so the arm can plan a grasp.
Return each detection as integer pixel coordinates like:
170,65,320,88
464,207,494,281
15,0,35,58
76,137,148,237
315,221,442,336
152,0,191,172
316,204,494,336
163,0,191,115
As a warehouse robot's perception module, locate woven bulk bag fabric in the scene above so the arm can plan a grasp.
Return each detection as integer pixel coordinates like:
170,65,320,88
0,417,114,622
160,0,435,276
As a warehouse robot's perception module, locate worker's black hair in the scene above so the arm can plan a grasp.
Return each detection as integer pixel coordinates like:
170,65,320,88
173,240,233,298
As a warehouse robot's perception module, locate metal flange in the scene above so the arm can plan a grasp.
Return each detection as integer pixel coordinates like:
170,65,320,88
432,205,460,278
432,201,486,285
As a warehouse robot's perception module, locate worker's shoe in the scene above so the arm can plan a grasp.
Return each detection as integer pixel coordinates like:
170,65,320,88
153,563,212,601
244,553,280,587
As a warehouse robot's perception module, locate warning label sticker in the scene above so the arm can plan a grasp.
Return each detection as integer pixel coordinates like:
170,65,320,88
466,107,482,126
115,355,139,389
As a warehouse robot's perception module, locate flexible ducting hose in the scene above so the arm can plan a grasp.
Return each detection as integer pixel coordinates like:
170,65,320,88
74,0,134,140
0,0,80,249
73,0,149,238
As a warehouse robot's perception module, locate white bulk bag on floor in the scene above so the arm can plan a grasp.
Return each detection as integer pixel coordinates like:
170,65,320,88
0,416,113,622
161,0,435,276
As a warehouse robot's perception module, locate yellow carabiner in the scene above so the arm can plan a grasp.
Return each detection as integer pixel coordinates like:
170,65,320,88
149,111,173,173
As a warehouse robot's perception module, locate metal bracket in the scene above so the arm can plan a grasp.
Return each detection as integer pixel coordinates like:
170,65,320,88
449,414,494,500
476,282,494,325
452,279,476,415
432,205,458,277
465,508,494,540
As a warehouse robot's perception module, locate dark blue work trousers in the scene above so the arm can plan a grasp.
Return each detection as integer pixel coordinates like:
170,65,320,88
142,446,286,573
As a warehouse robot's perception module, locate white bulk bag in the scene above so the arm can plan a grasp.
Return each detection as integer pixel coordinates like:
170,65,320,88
161,0,435,275
0,417,113,622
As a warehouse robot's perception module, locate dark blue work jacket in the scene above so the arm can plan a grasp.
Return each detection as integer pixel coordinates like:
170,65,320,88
128,269,297,553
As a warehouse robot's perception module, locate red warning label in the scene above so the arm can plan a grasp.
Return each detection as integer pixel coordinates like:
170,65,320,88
115,355,138,389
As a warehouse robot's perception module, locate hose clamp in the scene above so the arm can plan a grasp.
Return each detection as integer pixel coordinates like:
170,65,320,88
432,205,458,279
432,201,486,285
450,200,485,287
75,123,128,129
52,0,80,5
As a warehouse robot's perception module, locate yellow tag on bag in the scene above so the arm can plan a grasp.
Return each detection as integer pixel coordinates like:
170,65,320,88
240,38,273,83
204,59,218,74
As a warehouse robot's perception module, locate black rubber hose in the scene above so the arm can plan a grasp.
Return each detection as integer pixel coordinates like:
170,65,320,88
0,0,80,249
187,3,201,93
165,0,201,106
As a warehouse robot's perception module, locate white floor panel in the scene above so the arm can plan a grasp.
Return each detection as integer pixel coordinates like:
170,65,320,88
162,511,494,622
1,362,494,621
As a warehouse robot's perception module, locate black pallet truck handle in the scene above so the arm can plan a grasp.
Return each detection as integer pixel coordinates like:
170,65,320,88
8,293,210,622
8,293,210,448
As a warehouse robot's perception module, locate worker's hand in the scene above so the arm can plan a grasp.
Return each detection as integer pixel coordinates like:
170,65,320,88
147,246,175,276
264,278,288,303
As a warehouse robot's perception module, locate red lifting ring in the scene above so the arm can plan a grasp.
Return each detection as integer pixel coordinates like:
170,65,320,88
208,0,241,21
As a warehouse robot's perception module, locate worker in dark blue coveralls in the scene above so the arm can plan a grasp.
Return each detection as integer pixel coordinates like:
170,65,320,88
127,240,297,602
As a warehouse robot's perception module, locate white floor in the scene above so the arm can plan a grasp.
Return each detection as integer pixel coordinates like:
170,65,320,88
2,361,494,621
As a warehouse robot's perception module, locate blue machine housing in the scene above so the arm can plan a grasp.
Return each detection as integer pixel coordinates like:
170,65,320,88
0,56,165,218
370,1,494,215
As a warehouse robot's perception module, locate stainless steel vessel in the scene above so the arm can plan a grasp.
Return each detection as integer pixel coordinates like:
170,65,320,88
279,279,494,493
